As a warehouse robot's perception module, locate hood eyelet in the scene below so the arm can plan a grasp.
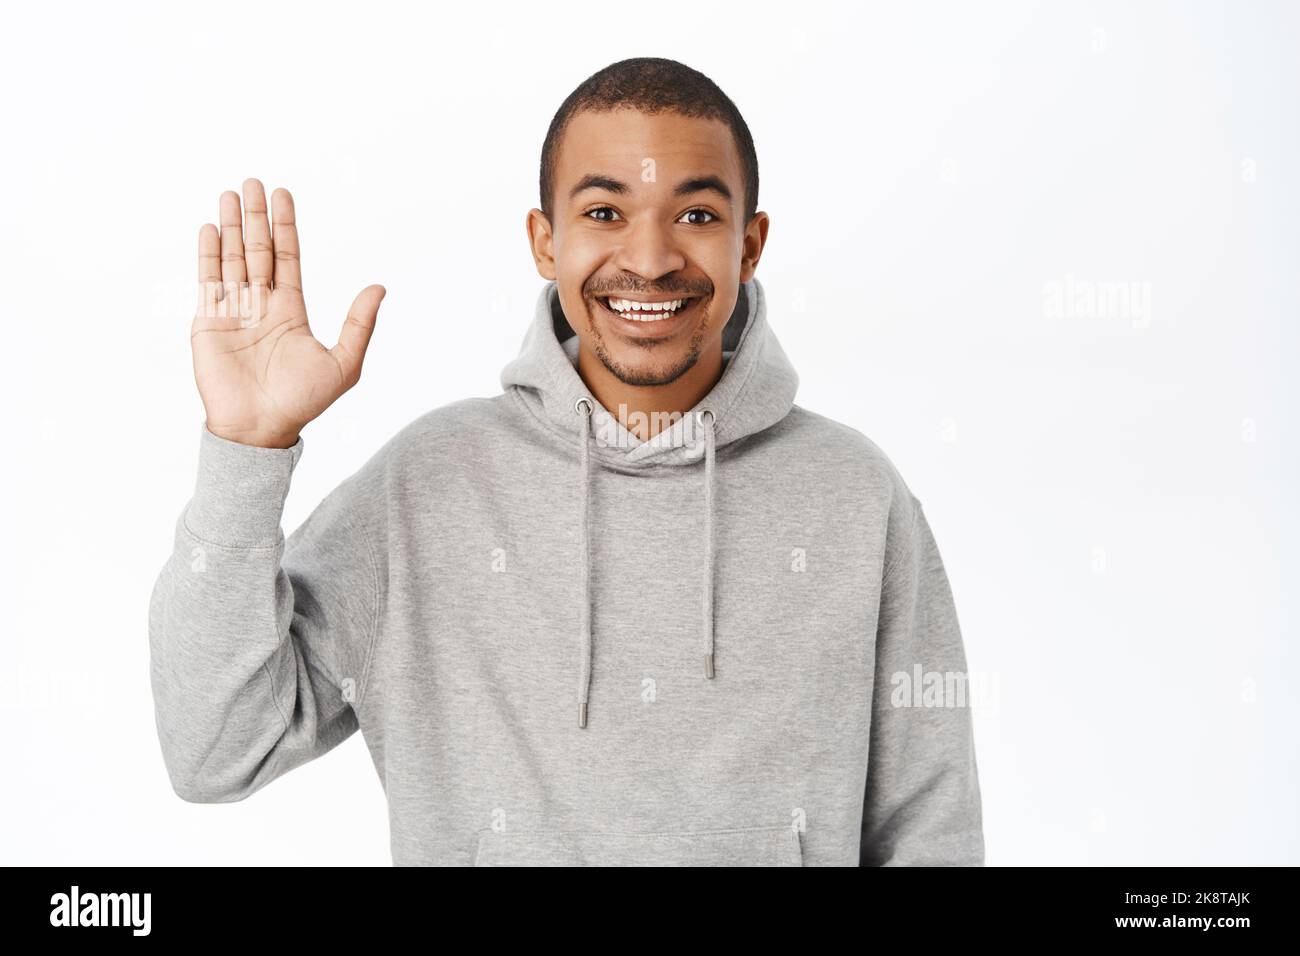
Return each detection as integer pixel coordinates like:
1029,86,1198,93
575,397,593,416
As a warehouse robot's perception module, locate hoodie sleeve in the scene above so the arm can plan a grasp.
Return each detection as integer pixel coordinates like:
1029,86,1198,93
860,495,985,865
148,422,382,803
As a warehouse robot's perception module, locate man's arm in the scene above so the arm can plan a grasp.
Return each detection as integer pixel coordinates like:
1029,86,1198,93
149,177,388,802
148,423,382,802
860,495,985,865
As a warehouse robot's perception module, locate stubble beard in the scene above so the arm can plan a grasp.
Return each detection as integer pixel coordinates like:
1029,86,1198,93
586,298,713,388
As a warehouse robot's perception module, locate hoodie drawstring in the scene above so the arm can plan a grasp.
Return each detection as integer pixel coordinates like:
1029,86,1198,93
700,408,717,680
576,398,594,729
574,399,717,729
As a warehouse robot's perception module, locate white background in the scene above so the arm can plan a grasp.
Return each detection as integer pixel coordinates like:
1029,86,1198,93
0,0,1294,865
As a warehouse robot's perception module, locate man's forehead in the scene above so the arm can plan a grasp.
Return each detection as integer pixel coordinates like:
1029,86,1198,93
556,108,742,202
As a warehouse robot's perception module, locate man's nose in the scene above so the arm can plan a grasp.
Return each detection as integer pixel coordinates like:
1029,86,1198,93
612,217,686,280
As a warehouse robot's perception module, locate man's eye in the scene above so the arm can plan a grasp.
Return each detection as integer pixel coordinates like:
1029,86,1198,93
679,208,717,225
585,207,717,224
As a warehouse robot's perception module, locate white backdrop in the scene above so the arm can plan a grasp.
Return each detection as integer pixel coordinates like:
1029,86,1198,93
0,0,1294,865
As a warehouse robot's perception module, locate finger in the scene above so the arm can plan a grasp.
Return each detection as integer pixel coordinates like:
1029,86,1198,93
271,187,302,292
242,178,273,290
219,190,247,286
330,285,386,387
196,223,223,317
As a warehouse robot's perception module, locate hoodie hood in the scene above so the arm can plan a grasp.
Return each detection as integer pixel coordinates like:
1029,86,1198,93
500,277,799,726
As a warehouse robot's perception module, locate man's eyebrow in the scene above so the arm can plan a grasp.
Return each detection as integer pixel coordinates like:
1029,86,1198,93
673,175,732,203
569,174,628,201
568,173,734,204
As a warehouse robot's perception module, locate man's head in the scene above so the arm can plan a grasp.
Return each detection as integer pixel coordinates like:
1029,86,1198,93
527,58,768,390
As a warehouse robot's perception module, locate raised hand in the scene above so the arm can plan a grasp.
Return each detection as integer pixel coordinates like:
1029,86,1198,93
192,178,386,448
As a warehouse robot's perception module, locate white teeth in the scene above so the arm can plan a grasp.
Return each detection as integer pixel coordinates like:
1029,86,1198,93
605,297,688,319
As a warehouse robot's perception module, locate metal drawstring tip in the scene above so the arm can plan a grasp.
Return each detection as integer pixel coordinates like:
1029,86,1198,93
704,653,715,679
578,702,588,728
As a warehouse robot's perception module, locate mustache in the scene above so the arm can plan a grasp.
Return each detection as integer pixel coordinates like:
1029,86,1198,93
586,280,712,298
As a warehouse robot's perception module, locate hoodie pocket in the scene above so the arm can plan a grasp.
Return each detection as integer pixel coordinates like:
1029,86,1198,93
471,824,803,867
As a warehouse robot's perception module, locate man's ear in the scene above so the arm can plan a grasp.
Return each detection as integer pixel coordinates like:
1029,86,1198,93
526,208,557,280
738,211,770,284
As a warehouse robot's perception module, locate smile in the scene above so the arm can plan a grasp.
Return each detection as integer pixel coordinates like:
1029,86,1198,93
594,295,705,334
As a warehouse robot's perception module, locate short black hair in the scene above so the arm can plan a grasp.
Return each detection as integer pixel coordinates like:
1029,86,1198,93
539,57,759,225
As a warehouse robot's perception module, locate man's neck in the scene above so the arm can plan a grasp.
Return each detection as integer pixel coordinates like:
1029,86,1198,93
576,339,724,441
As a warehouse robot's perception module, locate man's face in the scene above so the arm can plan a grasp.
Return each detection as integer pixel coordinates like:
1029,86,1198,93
528,107,767,388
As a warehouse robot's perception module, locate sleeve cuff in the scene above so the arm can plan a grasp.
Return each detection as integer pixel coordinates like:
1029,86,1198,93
183,420,305,548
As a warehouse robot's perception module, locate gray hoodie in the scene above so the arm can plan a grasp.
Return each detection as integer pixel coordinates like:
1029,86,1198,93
148,277,985,866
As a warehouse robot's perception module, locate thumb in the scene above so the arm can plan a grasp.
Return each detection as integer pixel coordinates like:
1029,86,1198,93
331,284,386,386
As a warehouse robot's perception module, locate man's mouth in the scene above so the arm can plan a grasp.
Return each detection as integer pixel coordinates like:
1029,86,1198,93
593,294,705,335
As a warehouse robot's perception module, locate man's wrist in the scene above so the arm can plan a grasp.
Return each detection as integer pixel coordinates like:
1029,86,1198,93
205,422,302,449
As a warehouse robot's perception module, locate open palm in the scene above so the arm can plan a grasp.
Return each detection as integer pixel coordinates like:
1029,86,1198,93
192,179,385,448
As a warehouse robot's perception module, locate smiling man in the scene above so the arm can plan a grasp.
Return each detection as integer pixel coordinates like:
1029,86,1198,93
528,98,764,424
150,57,985,866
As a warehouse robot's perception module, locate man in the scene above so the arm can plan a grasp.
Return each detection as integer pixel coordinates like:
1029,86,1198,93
151,57,985,866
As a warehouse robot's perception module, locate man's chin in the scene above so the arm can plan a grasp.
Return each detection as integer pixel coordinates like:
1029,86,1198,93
595,343,701,388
